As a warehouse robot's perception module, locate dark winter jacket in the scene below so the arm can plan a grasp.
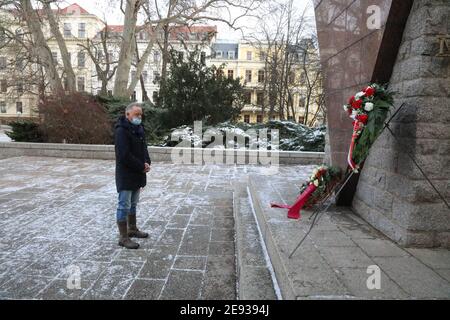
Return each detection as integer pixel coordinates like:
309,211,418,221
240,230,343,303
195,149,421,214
114,116,151,192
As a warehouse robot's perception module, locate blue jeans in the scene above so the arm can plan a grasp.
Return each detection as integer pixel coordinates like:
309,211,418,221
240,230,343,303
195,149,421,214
116,189,140,222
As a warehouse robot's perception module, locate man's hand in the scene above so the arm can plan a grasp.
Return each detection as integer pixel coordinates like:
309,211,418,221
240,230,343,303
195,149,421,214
144,163,151,173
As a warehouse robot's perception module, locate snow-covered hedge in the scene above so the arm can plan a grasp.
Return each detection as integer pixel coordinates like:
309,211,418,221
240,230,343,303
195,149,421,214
154,121,325,152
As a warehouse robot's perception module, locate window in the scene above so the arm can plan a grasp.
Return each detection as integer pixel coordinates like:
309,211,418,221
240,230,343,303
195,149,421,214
17,82,23,95
152,91,158,102
201,51,206,64
299,97,305,108
108,51,114,61
288,116,294,121
77,76,85,92
298,116,305,123
78,23,86,38
289,71,296,84
257,92,264,106
78,52,85,67
227,70,234,79
244,115,250,123
153,71,160,83
63,77,69,91
244,91,251,104
246,51,252,60
258,70,265,83
259,51,266,61
217,69,224,77
153,51,160,63
52,52,58,65
64,23,72,37
227,51,235,59
215,51,222,59
0,57,6,69
0,101,6,113
257,115,263,123
1,80,7,93
15,28,23,40
245,70,252,83
300,73,306,85
15,58,23,69
131,91,136,101
16,101,23,113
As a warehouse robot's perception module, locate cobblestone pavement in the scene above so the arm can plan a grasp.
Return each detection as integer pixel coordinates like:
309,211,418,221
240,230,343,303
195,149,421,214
1,156,449,300
0,156,298,300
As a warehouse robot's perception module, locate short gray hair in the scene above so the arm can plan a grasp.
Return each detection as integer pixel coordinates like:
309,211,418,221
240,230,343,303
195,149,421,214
125,102,142,113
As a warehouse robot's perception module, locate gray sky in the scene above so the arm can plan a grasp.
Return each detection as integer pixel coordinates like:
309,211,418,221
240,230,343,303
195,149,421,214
61,0,316,41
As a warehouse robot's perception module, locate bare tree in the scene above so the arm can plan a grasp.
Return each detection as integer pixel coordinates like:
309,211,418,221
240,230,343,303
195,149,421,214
77,23,119,96
244,0,323,124
113,0,262,98
19,0,63,93
41,0,76,92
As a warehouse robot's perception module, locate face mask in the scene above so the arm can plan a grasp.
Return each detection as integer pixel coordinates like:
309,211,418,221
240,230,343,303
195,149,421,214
130,117,142,126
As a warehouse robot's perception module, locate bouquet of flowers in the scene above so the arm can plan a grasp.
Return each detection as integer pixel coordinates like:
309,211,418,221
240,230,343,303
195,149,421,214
343,83,395,171
271,165,341,219
298,165,342,209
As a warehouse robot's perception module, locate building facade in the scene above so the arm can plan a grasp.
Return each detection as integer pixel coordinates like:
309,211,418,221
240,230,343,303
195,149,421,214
0,3,324,126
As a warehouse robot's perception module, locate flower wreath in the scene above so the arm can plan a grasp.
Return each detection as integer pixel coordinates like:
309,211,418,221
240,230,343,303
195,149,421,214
343,83,395,171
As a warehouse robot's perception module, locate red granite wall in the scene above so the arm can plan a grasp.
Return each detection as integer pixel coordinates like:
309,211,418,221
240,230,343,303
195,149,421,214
314,0,392,168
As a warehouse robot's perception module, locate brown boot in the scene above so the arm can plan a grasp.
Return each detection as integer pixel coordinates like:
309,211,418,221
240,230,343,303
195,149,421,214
117,221,139,249
127,214,149,238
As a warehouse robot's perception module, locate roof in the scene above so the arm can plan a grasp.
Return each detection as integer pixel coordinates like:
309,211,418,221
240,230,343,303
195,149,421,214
101,25,217,41
57,3,91,15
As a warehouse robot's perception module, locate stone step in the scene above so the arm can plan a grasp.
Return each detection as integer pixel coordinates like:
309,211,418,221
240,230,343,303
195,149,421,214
233,179,278,300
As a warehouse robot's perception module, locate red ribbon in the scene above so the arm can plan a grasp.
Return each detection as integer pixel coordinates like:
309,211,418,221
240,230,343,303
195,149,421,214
271,183,317,220
348,120,363,171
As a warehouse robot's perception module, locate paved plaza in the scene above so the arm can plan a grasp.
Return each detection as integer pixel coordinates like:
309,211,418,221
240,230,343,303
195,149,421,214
0,156,449,300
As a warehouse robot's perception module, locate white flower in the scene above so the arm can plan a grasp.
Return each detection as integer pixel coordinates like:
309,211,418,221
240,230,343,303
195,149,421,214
351,110,358,120
343,105,349,111
355,91,365,99
364,102,374,112
313,179,319,187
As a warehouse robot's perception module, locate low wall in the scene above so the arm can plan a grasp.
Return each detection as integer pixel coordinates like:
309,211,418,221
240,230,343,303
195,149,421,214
0,142,324,165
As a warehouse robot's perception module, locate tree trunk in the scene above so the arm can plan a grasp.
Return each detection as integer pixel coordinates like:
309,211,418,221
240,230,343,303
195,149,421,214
21,0,63,93
127,25,161,96
43,2,76,92
113,0,139,98
160,24,169,89
134,34,148,101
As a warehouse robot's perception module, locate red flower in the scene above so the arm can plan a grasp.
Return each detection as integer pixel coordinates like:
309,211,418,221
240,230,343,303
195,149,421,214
348,96,355,105
356,114,369,124
364,86,376,97
352,99,363,109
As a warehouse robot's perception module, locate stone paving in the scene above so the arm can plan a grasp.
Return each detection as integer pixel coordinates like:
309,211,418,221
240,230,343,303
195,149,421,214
0,156,289,300
250,172,450,299
0,156,449,300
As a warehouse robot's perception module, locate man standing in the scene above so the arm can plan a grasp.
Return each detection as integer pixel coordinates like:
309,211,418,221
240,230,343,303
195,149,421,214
114,103,151,249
